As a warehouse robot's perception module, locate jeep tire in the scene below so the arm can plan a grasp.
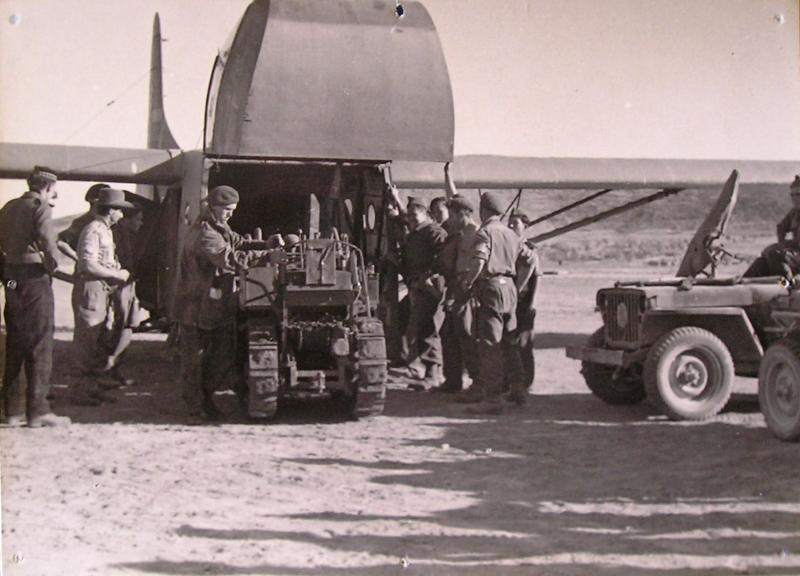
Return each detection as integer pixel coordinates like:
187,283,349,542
758,338,800,441
644,326,734,420
582,328,646,405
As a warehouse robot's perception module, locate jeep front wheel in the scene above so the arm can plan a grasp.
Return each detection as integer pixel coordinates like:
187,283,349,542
644,327,733,420
758,339,800,441
582,329,645,405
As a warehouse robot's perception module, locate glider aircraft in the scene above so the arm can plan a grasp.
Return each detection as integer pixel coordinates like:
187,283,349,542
0,0,798,357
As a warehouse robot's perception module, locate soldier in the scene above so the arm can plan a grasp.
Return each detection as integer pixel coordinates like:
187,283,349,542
744,175,800,277
400,197,447,387
175,185,275,424
435,195,480,394
0,166,70,427
508,208,541,398
776,176,800,243
71,188,134,405
461,192,534,414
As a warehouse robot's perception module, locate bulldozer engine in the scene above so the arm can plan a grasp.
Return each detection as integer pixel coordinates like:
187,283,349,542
239,235,386,419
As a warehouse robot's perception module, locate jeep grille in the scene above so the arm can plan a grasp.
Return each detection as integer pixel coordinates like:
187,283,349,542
601,290,645,349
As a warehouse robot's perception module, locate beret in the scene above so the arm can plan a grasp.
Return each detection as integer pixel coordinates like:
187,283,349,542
480,191,505,215
447,195,474,213
30,166,57,183
208,185,240,206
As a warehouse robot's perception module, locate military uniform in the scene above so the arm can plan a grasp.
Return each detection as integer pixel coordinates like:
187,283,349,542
400,217,447,380
175,188,268,420
471,214,528,402
0,176,60,423
438,201,479,391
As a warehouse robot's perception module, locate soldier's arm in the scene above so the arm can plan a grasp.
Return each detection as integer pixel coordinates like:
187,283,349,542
33,203,60,273
515,242,536,294
57,227,79,262
387,185,407,217
57,240,78,262
431,224,448,251
199,225,264,272
461,228,489,291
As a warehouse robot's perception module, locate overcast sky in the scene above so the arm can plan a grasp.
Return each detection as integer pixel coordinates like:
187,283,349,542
1,0,798,215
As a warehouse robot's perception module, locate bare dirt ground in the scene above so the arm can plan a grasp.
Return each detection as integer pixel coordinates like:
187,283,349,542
2,264,800,576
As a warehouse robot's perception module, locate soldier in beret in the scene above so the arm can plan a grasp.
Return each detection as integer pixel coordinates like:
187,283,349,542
0,167,70,427
175,185,277,424
70,187,135,406
435,195,479,394
460,192,535,414
399,196,448,387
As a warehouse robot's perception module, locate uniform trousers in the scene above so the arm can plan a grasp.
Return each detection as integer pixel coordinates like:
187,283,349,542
441,290,478,389
179,322,237,416
475,276,524,401
515,307,536,391
405,285,444,373
3,269,54,419
72,277,113,376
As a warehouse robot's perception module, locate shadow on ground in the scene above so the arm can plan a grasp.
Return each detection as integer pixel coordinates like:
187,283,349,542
100,342,797,576
114,395,797,575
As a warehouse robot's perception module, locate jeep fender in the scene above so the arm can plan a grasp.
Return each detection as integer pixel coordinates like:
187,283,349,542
641,308,763,376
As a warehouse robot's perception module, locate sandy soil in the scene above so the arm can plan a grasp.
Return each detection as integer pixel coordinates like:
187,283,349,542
2,265,799,576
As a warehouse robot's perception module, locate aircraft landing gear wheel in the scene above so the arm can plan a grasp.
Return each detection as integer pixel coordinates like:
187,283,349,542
644,327,733,421
581,328,645,405
758,339,800,441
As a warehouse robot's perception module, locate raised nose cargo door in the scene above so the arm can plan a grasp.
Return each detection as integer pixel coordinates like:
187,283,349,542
205,0,454,163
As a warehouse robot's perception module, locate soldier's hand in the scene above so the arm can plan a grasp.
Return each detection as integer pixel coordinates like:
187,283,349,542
118,269,131,283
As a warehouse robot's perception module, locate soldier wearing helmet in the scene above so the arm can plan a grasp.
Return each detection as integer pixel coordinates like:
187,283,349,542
460,192,535,414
